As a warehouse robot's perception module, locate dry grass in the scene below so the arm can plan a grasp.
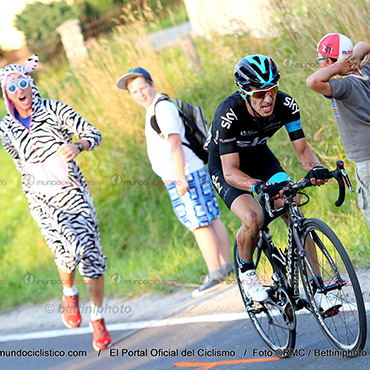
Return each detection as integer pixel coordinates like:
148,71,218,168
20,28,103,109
1,0,369,310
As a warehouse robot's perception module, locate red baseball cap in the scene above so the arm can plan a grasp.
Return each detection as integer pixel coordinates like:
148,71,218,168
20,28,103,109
317,33,353,59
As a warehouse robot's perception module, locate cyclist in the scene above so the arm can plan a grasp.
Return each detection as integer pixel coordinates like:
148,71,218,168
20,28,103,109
206,54,329,302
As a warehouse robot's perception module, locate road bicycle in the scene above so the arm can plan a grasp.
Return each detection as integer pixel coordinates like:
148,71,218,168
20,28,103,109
234,161,367,355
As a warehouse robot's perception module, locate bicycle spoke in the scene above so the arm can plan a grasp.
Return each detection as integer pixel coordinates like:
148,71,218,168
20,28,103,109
234,240,296,353
300,219,366,351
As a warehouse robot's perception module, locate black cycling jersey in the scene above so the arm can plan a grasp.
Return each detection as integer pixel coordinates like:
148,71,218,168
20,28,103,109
206,90,305,161
206,90,305,209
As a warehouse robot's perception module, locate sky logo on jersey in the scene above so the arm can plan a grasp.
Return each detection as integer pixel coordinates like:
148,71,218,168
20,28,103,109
220,108,238,130
211,175,223,194
237,136,270,147
283,96,300,114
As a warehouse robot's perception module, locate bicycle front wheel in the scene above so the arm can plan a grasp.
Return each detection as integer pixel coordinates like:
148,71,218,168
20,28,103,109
299,218,367,351
234,240,296,354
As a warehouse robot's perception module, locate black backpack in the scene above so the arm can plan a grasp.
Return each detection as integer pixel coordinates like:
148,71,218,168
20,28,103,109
150,95,209,164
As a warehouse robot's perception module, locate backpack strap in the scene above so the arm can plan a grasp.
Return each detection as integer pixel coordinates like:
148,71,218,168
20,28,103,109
150,95,171,139
151,95,191,144
151,97,193,150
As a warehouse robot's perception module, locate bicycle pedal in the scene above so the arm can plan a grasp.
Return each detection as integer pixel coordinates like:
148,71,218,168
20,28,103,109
322,305,342,318
294,297,312,312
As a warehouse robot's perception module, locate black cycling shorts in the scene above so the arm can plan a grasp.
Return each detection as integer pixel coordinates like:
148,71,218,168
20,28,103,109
208,145,288,209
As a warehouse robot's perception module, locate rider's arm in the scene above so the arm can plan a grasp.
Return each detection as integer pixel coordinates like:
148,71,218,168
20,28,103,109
292,138,329,186
221,152,255,191
292,137,321,172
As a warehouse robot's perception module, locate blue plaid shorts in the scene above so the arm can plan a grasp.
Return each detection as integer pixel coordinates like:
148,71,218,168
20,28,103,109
165,167,221,231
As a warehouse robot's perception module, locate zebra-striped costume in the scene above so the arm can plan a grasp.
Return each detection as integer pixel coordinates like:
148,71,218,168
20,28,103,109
0,55,106,278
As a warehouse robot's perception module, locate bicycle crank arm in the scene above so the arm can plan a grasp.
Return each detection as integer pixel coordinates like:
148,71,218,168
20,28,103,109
246,301,296,331
294,297,313,313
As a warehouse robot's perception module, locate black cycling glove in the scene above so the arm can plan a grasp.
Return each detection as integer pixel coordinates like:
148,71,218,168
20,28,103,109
252,180,287,198
305,166,330,181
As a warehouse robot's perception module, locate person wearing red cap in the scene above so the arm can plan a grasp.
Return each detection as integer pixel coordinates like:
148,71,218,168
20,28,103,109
306,33,370,229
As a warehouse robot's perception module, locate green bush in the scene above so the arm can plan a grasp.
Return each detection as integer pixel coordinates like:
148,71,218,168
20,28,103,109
14,1,80,60
82,0,123,17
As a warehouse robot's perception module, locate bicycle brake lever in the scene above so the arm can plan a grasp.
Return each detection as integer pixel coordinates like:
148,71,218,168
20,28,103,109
340,169,354,192
300,178,312,189
331,160,351,207
264,193,274,218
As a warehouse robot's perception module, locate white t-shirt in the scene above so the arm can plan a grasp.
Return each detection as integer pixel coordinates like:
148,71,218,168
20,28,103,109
145,94,204,181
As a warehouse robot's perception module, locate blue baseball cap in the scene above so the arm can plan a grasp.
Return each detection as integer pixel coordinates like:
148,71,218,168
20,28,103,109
116,67,153,90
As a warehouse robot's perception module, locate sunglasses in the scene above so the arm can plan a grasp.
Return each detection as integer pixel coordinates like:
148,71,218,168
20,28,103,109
5,78,30,93
243,84,279,99
315,57,328,65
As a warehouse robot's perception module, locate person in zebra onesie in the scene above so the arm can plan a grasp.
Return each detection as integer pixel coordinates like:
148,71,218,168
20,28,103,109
0,55,111,351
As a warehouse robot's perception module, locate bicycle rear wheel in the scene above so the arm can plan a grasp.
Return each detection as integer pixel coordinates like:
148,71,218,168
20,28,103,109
299,218,367,351
234,239,296,354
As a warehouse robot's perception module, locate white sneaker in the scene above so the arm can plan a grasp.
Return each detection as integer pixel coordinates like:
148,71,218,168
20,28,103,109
314,291,342,315
239,269,268,302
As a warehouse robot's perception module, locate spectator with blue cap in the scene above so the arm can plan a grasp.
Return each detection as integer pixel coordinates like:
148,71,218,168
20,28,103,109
117,67,233,297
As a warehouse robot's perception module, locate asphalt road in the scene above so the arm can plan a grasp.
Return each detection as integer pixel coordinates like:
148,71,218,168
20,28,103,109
1,311,369,370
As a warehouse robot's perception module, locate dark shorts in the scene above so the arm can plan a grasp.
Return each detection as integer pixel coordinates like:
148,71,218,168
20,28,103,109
208,145,289,209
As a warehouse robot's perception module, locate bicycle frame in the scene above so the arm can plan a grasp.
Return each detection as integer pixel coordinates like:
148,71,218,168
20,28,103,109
255,194,309,310
254,160,353,310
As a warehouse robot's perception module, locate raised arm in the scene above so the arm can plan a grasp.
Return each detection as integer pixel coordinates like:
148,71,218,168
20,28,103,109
353,41,370,65
306,56,357,95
